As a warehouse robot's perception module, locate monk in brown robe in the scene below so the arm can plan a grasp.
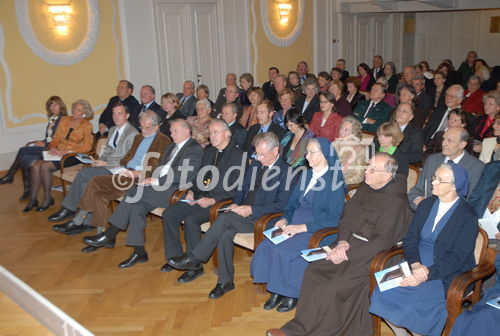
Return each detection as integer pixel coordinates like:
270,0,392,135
267,152,413,336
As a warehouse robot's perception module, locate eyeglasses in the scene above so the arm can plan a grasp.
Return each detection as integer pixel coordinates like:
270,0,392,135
255,151,271,159
209,130,226,136
431,175,454,184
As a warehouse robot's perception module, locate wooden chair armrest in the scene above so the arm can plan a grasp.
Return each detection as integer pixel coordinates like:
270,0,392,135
307,228,339,248
369,246,404,295
253,212,283,250
169,190,189,205
209,199,233,224
346,183,361,200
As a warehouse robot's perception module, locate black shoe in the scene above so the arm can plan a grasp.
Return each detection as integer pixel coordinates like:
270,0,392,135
53,221,94,235
160,263,174,272
167,253,201,271
208,282,235,299
48,208,76,222
22,199,39,212
0,174,14,184
263,293,284,310
118,252,148,268
81,246,99,253
83,232,115,248
276,297,298,313
36,198,55,212
177,268,204,283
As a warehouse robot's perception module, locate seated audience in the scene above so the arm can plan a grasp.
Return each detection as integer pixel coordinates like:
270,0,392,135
393,102,424,164
329,67,343,83
474,59,491,82
418,60,434,80
279,111,315,168
344,76,366,110
195,84,214,109
477,112,499,163
98,80,139,136
335,58,349,82
83,119,203,266
239,87,264,129
383,62,399,94
317,71,331,92
162,119,245,282
436,62,462,87
159,93,185,138
187,99,212,147
296,61,314,84
294,79,320,123
472,91,499,141
0,96,66,202
462,75,485,116
262,67,279,100
425,109,472,159
270,74,288,111
424,85,464,144
273,88,295,129
409,127,484,211
333,116,367,185
357,62,373,93
375,122,408,175
412,75,433,122
129,85,164,130
67,111,170,244
214,73,238,108
352,83,392,133
287,71,302,102
221,103,247,148
371,55,384,82
213,83,243,119
427,70,447,112
376,76,396,107
457,50,478,86
310,91,344,142
177,80,198,118
244,100,286,156
266,153,413,336
370,162,478,336
251,138,345,313
50,103,139,234
239,73,254,107
327,80,352,117
167,132,292,299
23,99,94,213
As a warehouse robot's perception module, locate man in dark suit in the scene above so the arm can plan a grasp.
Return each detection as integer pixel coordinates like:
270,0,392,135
129,85,164,130
82,119,203,263
270,74,288,111
162,119,246,282
98,80,140,136
213,84,243,119
394,102,425,164
167,132,292,299
296,61,315,84
221,103,247,148
371,55,384,81
409,127,484,211
177,80,198,117
244,100,286,156
214,73,239,108
262,67,279,100
411,76,433,127
50,103,139,233
423,84,464,144
352,83,393,133
335,59,349,82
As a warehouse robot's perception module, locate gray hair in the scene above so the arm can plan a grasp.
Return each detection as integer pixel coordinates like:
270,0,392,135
459,128,470,143
483,90,500,106
413,75,425,83
222,103,239,115
448,84,465,100
139,110,161,126
196,99,211,110
374,152,398,177
468,75,482,84
302,78,320,94
210,118,230,132
253,132,279,151
171,118,192,134
72,99,94,120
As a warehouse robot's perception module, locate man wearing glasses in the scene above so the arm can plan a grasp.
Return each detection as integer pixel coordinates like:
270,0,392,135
168,132,291,299
409,126,484,211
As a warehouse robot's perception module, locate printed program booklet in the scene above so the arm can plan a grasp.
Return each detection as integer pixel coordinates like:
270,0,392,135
263,227,292,245
75,153,94,164
374,261,412,292
300,246,332,262
42,151,62,161
478,218,499,239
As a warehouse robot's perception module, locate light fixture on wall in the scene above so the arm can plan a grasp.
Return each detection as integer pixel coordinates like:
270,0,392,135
45,1,72,35
276,0,292,25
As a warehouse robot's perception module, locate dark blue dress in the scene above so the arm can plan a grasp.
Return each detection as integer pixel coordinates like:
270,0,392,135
370,199,459,336
251,189,330,298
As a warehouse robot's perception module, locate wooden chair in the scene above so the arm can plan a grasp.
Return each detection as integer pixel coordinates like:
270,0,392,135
52,136,107,196
407,164,421,192
346,183,361,200
369,228,496,336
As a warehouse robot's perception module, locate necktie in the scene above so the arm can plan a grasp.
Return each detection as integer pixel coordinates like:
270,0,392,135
141,104,147,112
364,102,376,119
243,166,268,205
259,126,264,134
165,144,178,164
112,130,119,147
180,97,186,105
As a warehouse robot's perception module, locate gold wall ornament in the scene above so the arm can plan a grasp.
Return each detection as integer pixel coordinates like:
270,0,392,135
260,0,304,47
46,1,72,36
276,0,292,25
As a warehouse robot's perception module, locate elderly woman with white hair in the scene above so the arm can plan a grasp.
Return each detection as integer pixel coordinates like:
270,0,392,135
187,99,213,147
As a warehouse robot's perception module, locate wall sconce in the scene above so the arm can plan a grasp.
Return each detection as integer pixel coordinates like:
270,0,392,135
45,1,72,35
276,1,292,25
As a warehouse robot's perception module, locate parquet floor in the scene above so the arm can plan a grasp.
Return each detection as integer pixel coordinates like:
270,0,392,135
0,172,394,335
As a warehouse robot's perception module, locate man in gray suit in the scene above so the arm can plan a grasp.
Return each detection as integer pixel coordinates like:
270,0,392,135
409,127,484,211
82,119,203,268
177,80,198,117
49,103,138,233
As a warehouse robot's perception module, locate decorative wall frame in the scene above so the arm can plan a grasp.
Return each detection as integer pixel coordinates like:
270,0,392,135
259,0,304,47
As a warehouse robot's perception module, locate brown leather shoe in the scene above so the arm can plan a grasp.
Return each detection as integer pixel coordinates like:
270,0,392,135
266,329,285,336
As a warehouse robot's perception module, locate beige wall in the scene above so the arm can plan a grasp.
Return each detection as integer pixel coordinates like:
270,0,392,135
250,0,314,84
0,0,123,131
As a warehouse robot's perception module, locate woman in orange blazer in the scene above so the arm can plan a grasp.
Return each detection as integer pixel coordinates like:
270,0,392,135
23,99,94,212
